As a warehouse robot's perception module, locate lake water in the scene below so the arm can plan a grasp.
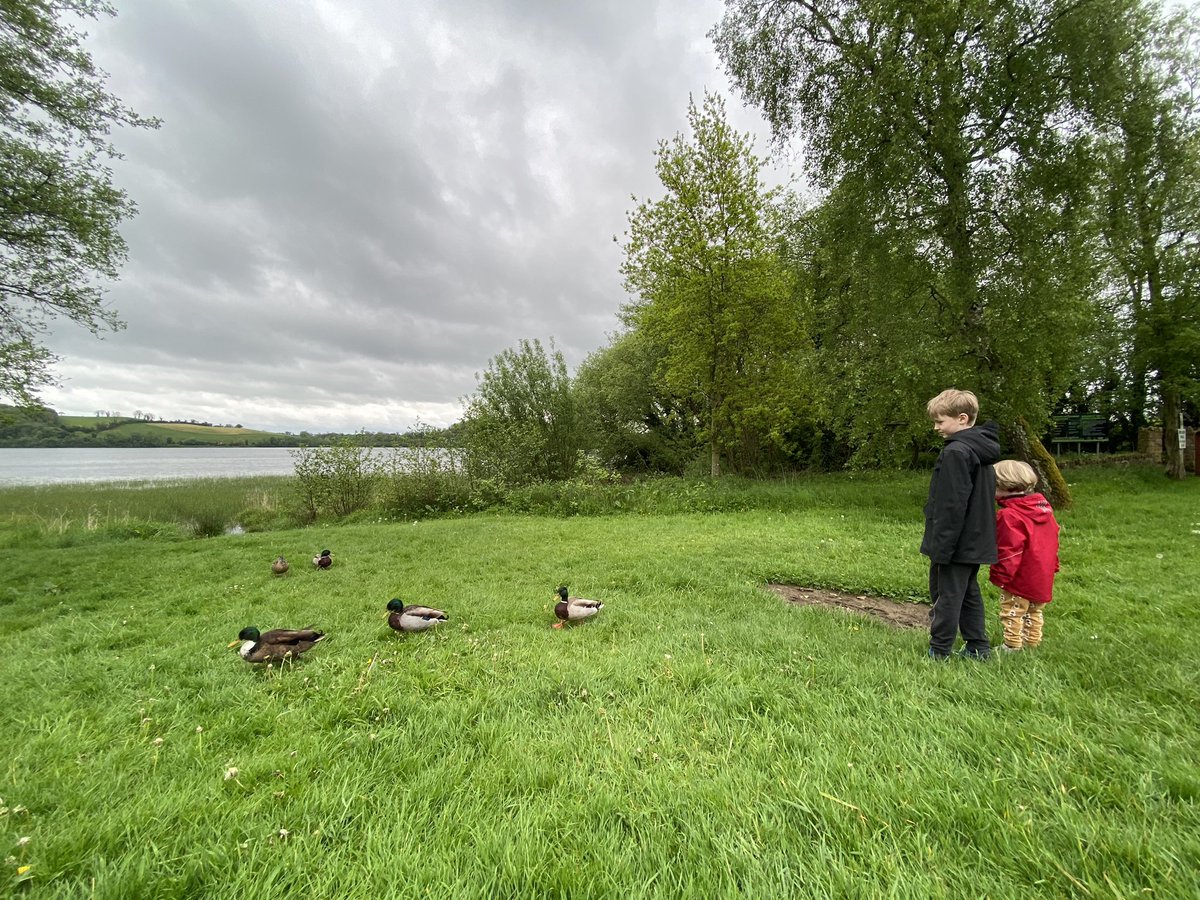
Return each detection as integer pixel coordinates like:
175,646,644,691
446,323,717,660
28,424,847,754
0,447,302,486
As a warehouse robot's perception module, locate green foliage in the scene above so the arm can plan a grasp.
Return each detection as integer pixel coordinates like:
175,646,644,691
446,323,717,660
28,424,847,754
0,0,159,404
574,330,699,474
1095,5,1200,477
620,92,812,476
290,436,379,521
713,0,1125,472
462,338,583,486
0,465,1196,896
378,423,472,517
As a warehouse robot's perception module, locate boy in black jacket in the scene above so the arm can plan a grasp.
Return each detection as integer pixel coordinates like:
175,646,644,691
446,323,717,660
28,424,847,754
921,389,1001,660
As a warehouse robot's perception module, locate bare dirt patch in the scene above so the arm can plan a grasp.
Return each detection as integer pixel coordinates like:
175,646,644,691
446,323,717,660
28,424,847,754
766,584,928,630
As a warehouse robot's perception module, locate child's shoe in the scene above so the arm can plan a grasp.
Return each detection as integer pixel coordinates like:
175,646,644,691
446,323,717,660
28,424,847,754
998,644,1021,653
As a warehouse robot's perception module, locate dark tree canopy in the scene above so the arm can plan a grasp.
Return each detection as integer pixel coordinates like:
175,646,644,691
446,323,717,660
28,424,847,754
1,0,157,404
711,0,1160,496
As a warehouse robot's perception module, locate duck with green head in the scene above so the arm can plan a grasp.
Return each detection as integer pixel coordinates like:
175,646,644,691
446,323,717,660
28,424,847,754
553,586,603,628
228,626,325,663
386,599,448,633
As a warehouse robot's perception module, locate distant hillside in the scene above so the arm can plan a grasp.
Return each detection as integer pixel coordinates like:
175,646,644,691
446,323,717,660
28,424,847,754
0,408,464,448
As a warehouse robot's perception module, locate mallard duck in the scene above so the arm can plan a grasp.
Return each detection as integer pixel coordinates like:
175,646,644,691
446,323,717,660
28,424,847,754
312,549,332,569
386,598,448,632
553,586,603,628
228,626,326,663
271,556,289,575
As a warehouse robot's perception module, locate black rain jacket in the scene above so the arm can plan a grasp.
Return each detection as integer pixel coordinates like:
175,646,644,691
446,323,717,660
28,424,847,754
920,421,1001,565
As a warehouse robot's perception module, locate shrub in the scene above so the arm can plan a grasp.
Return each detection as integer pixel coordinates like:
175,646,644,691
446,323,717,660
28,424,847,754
291,435,380,521
380,438,472,518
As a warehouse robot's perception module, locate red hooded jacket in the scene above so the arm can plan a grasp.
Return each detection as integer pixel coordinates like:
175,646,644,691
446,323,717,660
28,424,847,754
988,492,1060,603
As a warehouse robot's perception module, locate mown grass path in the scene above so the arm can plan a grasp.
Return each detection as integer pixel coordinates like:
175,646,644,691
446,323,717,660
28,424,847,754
1,467,1197,897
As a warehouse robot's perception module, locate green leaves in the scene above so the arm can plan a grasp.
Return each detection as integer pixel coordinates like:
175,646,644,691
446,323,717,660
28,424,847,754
1,0,158,404
462,338,583,486
620,92,812,475
714,0,1144,461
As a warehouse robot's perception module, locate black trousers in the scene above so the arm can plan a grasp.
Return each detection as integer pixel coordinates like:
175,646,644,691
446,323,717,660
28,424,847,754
928,562,990,655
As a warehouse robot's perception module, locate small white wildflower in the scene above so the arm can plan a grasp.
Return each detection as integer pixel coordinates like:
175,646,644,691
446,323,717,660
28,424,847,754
277,829,290,839
1155,553,1164,560
15,837,30,848
224,767,239,781
195,726,204,734
152,737,164,747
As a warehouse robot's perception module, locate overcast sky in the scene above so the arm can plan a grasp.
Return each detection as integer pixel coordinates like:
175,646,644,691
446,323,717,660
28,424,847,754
39,0,794,434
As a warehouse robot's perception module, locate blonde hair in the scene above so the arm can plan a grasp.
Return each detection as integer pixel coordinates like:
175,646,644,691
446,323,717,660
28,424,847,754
994,459,1038,493
926,389,979,424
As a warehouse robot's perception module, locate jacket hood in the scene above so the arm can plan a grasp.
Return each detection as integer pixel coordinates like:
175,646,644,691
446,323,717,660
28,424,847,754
998,492,1054,523
946,420,1001,465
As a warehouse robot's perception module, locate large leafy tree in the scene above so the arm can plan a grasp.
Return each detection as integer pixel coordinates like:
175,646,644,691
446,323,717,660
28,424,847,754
574,329,700,474
1097,6,1200,479
1,0,156,404
620,92,810,477
713,0,1138,502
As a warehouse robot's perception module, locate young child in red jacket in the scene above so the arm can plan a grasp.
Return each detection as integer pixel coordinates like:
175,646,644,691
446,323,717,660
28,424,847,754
990,460,1061,651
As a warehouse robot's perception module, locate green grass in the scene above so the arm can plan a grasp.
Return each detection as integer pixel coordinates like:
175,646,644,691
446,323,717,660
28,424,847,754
0,465,1197,897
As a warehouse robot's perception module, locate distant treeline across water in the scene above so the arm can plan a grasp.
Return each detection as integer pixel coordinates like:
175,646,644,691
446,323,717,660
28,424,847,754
0,406,463,449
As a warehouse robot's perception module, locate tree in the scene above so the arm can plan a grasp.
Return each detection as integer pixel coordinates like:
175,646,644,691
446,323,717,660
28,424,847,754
620,92,810,477
1097,6,1200,479
574,329,701,473
1,0,157,404
461,338,582,486
712,0,1141,503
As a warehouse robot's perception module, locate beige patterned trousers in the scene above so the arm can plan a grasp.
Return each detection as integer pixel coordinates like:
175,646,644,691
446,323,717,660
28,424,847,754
999,590,1047,650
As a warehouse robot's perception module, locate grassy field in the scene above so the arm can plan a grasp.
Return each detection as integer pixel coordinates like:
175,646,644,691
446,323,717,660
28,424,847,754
56,418,278,444
0,465,1197,897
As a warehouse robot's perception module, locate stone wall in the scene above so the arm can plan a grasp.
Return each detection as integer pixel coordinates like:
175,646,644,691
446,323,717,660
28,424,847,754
1138,426,1197,472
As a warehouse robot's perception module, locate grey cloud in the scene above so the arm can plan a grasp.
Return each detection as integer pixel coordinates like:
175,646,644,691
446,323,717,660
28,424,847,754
41,0,775,433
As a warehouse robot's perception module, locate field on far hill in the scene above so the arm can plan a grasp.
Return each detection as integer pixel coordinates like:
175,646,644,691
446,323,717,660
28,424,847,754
2,409,460,448
57,417,275,443
0,464,1197,897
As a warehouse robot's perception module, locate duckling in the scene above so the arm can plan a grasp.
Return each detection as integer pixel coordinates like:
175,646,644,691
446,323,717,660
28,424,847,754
228,626,325,663
553,585,603,628
386,598,448,633
312,549,332,569
271,556,289,575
